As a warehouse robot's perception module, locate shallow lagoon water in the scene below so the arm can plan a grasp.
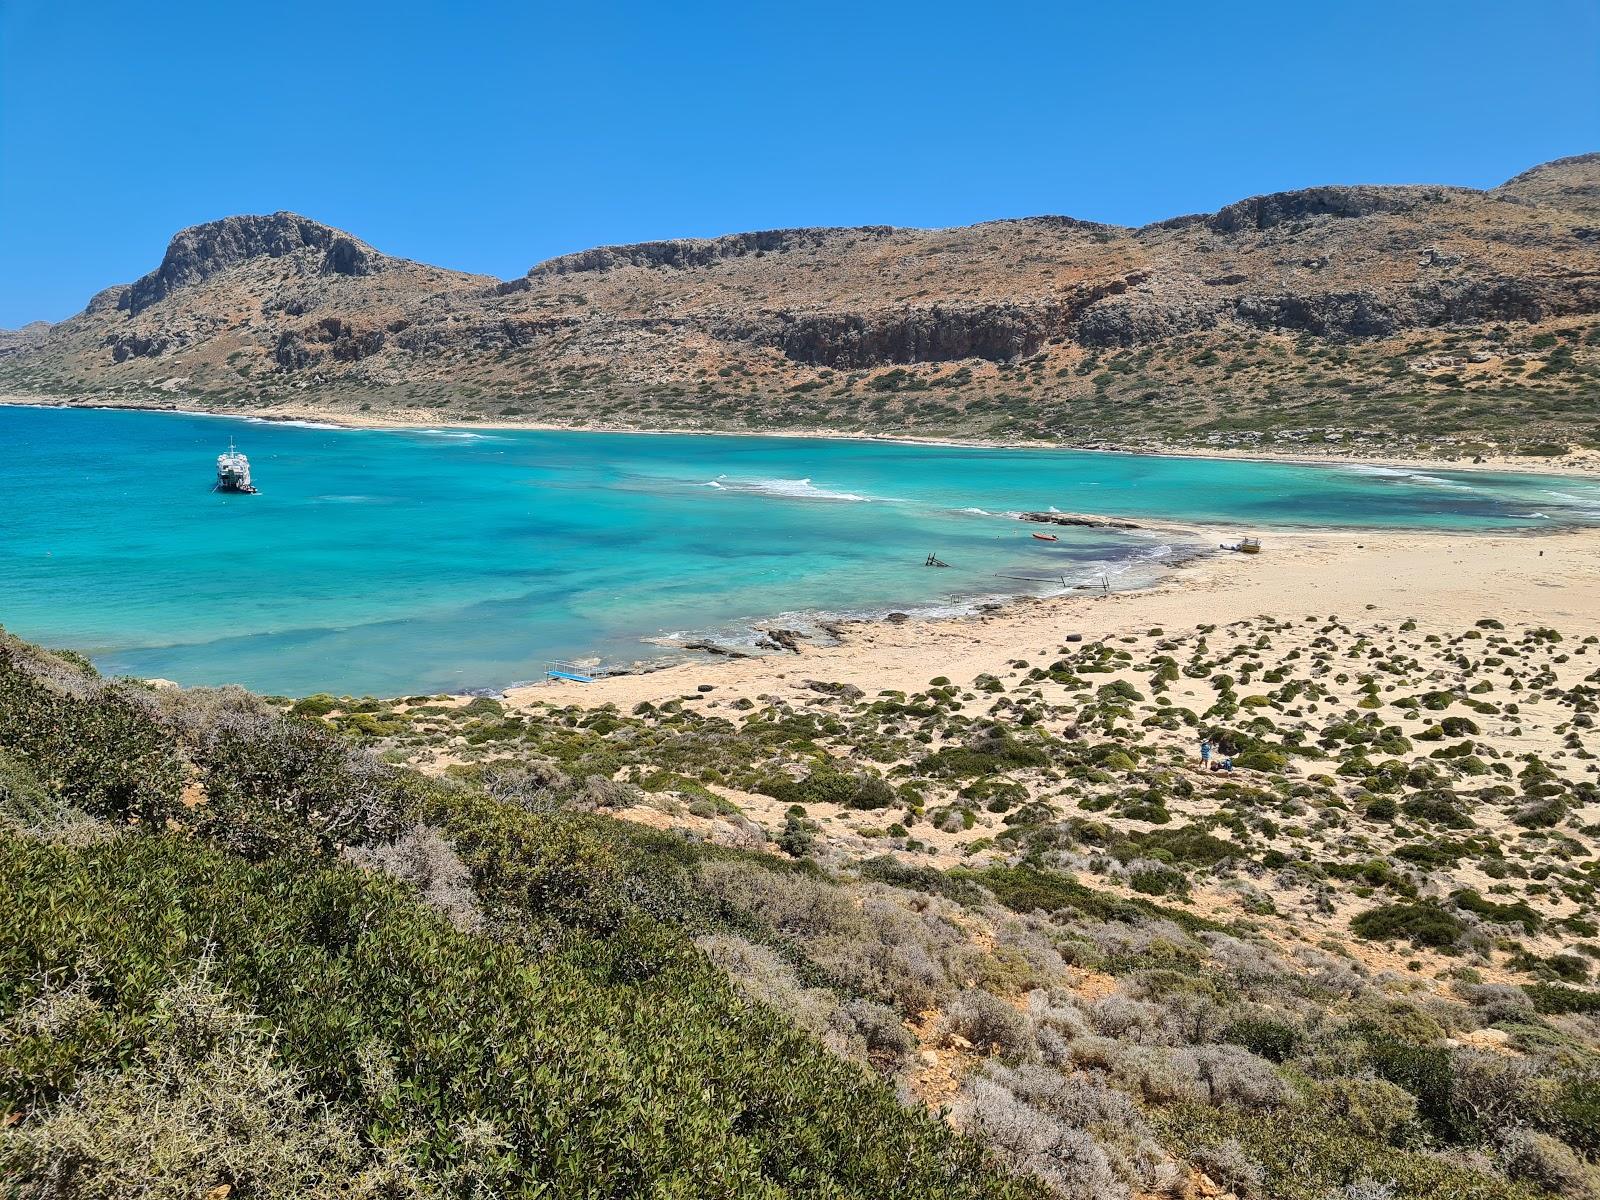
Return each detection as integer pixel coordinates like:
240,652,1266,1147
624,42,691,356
2,405,1597,695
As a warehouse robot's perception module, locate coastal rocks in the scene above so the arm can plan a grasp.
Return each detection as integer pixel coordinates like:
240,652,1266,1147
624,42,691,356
1020,512,1143,530
682,640,751,658
886,612,910,625
758,628,807,653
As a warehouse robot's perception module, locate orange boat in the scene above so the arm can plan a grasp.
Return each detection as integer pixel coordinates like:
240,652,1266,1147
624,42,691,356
1031,532,1058,541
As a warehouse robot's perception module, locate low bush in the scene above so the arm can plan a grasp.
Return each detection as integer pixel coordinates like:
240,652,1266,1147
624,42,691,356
1350,902,1465,949
942,989,1033,1058
1524,983,1600,1015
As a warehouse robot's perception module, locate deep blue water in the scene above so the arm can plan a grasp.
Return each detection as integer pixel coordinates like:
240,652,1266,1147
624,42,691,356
2,404,1596,695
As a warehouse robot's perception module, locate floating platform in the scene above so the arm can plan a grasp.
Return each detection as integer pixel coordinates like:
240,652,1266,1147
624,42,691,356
546,660,595,683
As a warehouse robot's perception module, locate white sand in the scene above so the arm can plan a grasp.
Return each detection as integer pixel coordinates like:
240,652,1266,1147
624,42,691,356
507,527,1600,713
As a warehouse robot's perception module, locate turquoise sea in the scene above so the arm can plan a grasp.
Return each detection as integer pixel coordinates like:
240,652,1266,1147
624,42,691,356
3,404,1597,696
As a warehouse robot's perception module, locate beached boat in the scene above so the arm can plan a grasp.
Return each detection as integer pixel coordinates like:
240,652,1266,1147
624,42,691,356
214,439,257,494
1031,532,1059,542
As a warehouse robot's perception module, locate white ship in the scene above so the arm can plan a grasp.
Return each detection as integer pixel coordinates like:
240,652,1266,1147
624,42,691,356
214,439,257,494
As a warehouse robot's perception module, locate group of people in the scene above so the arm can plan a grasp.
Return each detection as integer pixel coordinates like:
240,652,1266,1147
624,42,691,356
1199,738,1234,773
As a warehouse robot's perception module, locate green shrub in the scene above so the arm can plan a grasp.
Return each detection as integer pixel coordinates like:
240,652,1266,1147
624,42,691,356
970,865,1225,933
1350,902,1465,948
1451,889,1541,932
1221,1017,1301,1063
1524,983,1600,1015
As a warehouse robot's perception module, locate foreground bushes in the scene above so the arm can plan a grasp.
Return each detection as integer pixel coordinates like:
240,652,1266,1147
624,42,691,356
0,833,1035,1198
0,627,1036,1198
1,975,413,1198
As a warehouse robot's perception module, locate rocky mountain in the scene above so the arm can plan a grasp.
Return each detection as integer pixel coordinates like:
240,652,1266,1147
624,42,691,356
5,154,1599,454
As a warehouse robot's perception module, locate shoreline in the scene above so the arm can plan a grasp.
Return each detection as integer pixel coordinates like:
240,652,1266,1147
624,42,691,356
7,396,1598,705
5,393,1599,479
503,524,1600,712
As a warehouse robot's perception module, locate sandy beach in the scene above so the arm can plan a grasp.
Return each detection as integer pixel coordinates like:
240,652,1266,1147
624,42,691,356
7,393,1599,479
507,525,1600,713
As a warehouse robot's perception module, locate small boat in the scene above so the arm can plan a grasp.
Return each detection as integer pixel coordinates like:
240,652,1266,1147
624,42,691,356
214,439,257,494
1031,532,1059,542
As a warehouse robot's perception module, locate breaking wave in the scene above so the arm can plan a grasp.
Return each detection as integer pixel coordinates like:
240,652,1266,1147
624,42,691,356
1343,465,1479,492
703,476,876,502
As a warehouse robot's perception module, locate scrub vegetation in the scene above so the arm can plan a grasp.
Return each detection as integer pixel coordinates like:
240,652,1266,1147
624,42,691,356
3,602,1599,1198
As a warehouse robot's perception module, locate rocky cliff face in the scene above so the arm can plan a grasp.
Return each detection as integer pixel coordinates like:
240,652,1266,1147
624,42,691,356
5,156,1598,450
117,213,385,316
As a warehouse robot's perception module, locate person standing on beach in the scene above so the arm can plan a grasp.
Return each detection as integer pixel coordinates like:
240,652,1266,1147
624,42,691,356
1200,738,1212,768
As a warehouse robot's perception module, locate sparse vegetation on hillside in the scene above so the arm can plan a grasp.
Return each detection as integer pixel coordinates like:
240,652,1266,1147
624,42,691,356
5,157,1600,459
4,594,1600,1197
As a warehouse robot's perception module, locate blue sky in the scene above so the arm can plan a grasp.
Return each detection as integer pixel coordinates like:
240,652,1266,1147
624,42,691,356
1,0,1595,327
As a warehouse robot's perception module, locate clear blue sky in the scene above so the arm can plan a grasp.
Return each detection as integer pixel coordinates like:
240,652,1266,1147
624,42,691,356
1,0,1595,327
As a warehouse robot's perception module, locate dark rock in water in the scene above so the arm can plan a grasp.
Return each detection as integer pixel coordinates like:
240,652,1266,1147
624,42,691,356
1020,511,1143,530
886,612,910,625
816,619,848,638
682,640,751,659
804,679,864,701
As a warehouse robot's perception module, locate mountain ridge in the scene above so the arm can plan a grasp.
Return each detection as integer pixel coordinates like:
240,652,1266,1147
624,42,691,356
5,154,1598,455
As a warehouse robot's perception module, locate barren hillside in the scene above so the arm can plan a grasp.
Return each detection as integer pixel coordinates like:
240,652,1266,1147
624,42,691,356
5,155,1598,455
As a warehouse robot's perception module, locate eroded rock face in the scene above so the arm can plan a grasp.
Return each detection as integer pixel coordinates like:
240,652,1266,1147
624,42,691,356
727,305,1051,367
724,275,1159,366
124,214,383,314
321,235,375,278
273,316,387,369
1205,185,1473,234
107,332,173,361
